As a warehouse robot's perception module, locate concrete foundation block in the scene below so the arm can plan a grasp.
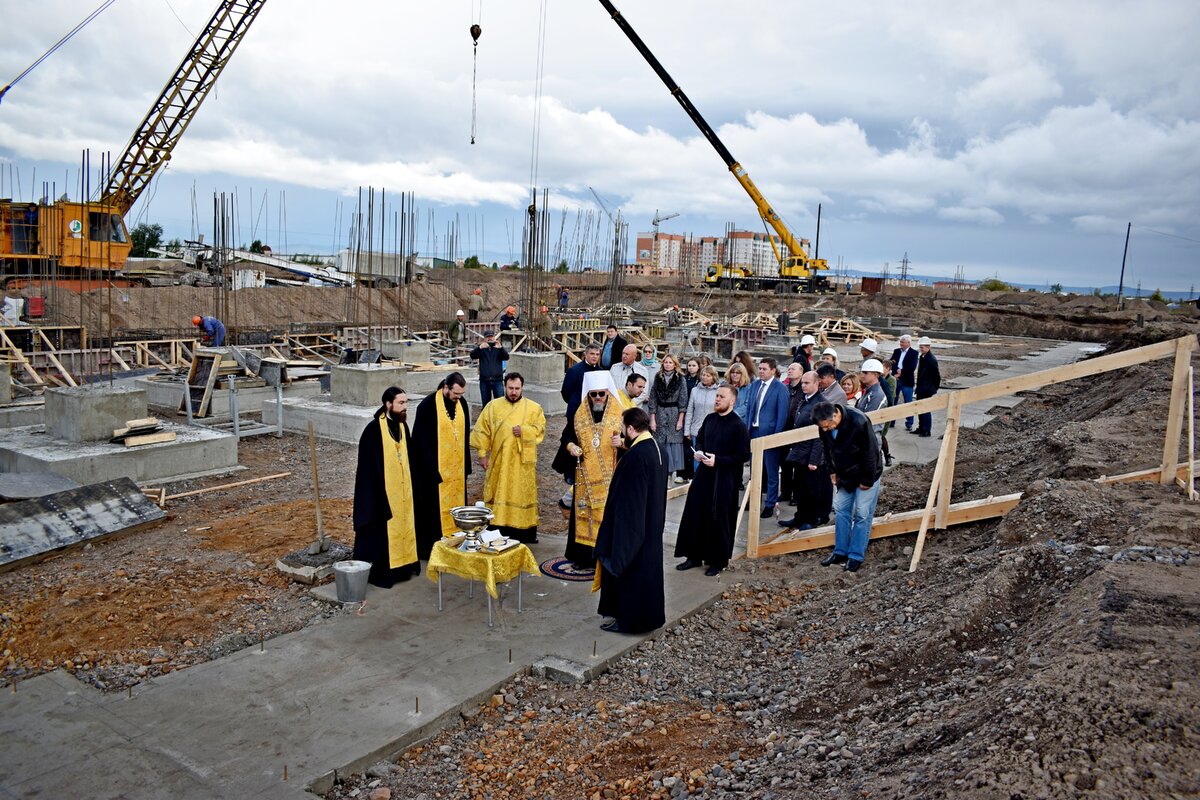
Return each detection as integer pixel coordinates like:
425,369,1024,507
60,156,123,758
507,352,564,386
516,384,566,417
331,364,408,407
404,366,477,395
0,362,10,403
45,385,148,442
870,317,893,328
262,397,378,443
382,340,432,363
138,377,322,417
0,422,237,484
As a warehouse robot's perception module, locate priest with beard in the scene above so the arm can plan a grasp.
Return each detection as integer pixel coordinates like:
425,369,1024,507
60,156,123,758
556,371,625,569
352,387,420,587
674,384,750,576
594,406,667,633
409,372,472,559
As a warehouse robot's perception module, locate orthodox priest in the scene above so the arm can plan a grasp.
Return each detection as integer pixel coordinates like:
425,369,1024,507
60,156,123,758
409,372,472,559
674,384,750,576
557,371,625,569
352,387,420,587
594,407,667,633
470,372,546,543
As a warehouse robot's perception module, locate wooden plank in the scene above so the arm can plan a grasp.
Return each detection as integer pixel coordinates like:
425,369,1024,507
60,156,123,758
0,329,45,385
758,494,1024,558
907,432,951,572
747,439,764,557
163,471,292,503
42,350,77,386
934,393,963,529
756,393,950,450
125,431,177,447
125,417,160,428
1190,366,1196,500
1160,337,1194,485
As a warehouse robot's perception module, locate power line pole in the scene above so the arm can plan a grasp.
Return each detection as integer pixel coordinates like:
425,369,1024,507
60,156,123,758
899,252,910,281
1117,221,1131,310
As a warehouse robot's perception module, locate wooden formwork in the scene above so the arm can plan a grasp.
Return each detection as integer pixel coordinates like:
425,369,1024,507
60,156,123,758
798,317,880,348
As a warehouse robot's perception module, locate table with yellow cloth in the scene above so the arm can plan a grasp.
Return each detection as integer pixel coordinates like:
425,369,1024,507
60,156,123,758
426,538,539,626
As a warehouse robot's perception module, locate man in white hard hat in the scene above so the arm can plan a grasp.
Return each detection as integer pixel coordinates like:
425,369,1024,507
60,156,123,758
791,333,816,373
856,359,889,460
911,336,941,438
859,337,878,362
448,309,467,351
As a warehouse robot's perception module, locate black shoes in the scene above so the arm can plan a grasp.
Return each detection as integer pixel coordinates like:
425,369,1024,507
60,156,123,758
884,454,894,466
676,559,699,571
704,566,723,577
600,620,622,633
821,553,848,566
918,431,932,438
778,517,797,528
844,559,863,572
760,506,775,519
908,428,920,435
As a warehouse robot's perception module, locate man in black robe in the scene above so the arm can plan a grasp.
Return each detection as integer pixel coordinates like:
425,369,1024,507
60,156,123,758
594,407,667,633
675,384,750,576
353,387,422,587
408,372,472,560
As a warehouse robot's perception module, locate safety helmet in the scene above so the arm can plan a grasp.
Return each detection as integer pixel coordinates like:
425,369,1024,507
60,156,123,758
799,334,816,346
861,358,885,373
192,315,202,326
860,337,878,353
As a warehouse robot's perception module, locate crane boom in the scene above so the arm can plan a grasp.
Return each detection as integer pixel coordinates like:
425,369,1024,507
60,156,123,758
597,0,827,283
103,0,267,214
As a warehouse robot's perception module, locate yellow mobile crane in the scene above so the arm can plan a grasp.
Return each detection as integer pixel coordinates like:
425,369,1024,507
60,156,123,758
0,0,267,289
598,0,830,294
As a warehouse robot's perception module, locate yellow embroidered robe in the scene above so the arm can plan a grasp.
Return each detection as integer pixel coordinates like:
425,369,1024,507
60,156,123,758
378,413,418,568
470,397,546,530
435,394,468,537
572,398,624,547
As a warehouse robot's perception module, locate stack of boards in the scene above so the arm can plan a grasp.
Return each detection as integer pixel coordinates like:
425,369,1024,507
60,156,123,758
109,417,176,447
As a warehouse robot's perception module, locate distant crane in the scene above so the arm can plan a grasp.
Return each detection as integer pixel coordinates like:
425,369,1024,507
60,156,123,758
649,209,679,269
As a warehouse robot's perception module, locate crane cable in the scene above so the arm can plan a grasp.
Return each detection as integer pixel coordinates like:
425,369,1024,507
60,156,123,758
0,0,119,105
469,1,483,144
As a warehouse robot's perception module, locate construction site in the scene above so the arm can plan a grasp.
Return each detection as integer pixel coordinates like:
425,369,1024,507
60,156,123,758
3,1,1199,799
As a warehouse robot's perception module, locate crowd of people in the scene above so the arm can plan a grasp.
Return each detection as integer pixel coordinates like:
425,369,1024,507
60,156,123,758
352,316,940,635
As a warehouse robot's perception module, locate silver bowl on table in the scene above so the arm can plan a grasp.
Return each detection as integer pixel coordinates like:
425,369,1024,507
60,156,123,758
450,505,494,552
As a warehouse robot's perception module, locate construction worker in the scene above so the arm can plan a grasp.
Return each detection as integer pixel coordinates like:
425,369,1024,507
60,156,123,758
469,288,485,321
192,314,226,347
448,310,467,350
499,305,518,331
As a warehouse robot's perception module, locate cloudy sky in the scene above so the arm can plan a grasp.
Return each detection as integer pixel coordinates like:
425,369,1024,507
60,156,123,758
2,0,1198,290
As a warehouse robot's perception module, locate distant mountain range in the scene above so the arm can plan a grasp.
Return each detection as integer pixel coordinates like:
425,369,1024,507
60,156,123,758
838,268,1197,301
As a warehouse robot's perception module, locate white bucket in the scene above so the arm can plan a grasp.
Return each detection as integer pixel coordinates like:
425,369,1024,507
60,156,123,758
332,559,371,603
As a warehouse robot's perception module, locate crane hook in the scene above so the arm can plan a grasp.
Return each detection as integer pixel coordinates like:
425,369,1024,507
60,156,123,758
470,24,482,45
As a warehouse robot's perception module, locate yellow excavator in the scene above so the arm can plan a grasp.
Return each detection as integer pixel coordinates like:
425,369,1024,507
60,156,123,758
598,0,830,294
0,0,266,289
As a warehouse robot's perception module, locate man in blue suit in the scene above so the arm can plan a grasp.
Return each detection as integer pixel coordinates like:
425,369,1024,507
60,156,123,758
744,357,790,518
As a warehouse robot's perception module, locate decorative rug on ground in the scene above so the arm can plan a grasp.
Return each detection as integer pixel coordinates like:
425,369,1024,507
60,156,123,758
539,556,595,581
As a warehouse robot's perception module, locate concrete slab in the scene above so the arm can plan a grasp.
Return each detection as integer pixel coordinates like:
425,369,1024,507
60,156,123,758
0,362,10,403
0,400,44,430
0,493,724,800
403,365,478,395
45,384,147,442
0,471,80,500
0,421,238,485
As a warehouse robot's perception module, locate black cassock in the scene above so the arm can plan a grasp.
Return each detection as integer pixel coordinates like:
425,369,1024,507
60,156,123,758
352,408,421,587
675,411,750,569
594,436,667,633
408,384,472,560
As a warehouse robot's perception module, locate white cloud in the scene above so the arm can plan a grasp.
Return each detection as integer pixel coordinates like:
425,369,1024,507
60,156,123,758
939,206,1004,225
